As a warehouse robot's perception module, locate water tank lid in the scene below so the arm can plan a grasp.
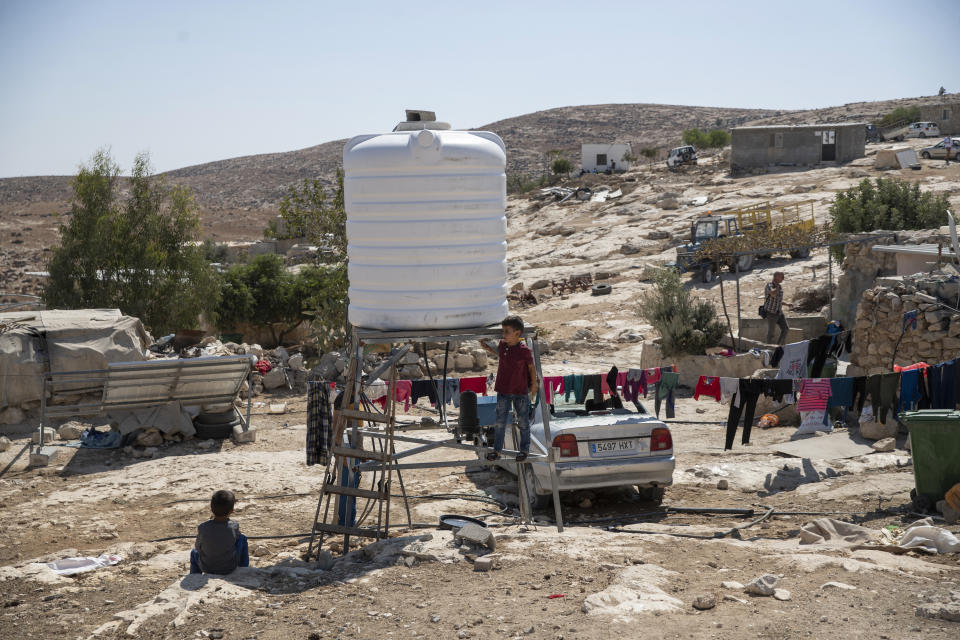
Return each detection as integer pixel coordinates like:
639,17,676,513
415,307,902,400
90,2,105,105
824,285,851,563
393,108,451,132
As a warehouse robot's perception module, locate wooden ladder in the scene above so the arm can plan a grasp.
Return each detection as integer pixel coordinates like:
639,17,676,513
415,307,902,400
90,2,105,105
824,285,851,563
306,355,398,558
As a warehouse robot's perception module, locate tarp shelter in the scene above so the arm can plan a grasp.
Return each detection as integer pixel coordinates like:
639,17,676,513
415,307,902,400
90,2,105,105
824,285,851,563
0,309,150,410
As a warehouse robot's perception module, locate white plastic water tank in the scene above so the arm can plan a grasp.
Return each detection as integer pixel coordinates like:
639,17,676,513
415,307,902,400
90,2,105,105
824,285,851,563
344,112,509,330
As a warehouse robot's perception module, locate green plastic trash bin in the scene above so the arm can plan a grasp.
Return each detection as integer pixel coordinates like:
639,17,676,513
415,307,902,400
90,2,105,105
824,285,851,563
900,410,960,505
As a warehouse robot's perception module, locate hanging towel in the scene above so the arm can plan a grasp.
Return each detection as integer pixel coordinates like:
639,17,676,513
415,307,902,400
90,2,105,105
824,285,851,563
306,381,333,466
694,376,721,402
827,377,855,409
459,376,488,396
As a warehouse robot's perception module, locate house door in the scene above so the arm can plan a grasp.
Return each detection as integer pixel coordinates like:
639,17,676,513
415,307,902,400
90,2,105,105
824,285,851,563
821,130,836,161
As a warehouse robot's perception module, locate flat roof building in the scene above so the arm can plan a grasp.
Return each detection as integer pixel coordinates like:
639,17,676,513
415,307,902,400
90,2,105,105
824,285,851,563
731,122,866,172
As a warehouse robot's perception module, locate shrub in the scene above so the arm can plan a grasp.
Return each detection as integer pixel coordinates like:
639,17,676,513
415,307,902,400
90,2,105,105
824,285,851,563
707,129,731,148
551,156,574,175
830,177,948,260
830,177,948,234
638,267,725,357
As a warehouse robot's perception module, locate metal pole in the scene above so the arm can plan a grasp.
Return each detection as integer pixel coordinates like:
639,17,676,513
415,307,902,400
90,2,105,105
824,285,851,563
530,335,564,532
734,259,742,351
828,248,834,320
244,369,253,432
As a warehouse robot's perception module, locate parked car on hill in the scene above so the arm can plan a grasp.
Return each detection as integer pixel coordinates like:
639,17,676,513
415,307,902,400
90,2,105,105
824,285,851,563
476,395,676,510
908,122,941,138
920,138,959,160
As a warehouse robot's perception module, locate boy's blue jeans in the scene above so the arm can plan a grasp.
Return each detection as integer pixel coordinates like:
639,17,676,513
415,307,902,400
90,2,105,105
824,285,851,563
189,533,249,574
493,393,531,453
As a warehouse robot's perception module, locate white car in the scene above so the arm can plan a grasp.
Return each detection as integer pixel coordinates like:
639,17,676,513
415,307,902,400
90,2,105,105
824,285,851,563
908,122,941,138
479,399,676,510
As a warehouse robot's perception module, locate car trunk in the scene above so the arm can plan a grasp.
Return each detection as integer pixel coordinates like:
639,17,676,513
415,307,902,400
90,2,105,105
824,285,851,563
547,413,668,460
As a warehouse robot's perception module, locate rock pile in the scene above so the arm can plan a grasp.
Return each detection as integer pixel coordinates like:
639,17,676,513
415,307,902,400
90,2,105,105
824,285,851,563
849,267,960,375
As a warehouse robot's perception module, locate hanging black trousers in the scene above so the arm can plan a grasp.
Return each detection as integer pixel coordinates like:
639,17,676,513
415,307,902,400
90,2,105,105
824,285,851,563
725,379,764,450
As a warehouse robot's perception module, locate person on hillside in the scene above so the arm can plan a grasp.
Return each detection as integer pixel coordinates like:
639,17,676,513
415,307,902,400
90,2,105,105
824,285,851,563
482,315,538,462
945,135,954,166
763,272,790,345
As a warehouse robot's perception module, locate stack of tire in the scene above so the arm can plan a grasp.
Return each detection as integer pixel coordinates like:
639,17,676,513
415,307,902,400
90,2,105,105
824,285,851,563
193,406,240,440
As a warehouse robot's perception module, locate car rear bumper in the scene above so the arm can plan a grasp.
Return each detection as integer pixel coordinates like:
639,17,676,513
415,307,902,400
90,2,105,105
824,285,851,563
532,454,675,493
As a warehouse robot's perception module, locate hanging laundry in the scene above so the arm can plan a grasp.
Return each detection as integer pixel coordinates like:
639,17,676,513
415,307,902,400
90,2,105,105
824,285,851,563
439,378,459,406
719,377,740,405
866,373,900,424
542,376,565,404
899,369,924,412
655,371,679,419
929,360,958,409
411,380,439,406
616,371,628,397
770,345,785,368
806,335,833,378
306,381,333,466
582,374,603,403
603,366,619,398
644,367,662,386
777,340,810,379
572,374,586,403
375,380,413,412
459,376,488,396
797,378,832,412
725,379,764,449
851,376,867,412
365,379,388,403
763,379,795,403
625,368,646,400
827,377,855,409
694,376,721,402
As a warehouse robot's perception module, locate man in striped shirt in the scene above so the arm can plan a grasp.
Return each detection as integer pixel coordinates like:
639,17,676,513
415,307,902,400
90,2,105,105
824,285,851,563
763,271,789,345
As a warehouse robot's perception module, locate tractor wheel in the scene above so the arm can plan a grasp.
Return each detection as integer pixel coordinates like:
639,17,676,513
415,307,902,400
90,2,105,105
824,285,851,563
700,264,716,283
789,248,811,259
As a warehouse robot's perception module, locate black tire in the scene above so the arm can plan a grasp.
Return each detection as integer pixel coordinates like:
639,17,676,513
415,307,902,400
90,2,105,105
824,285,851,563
637,486,665,506
195,410,239,426
591,283,612,296
682,152,691,162
920,132,927,138
700,264,716,283
523,465,551,511
921,151,931,159
789,248,811,259
194,422,235,440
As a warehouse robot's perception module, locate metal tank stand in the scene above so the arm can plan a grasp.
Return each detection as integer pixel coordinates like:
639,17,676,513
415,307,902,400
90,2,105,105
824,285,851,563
307,325,563,556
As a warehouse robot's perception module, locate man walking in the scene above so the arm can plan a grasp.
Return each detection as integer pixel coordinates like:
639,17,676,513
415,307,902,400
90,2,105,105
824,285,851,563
945,136,954,166
763,271,789,345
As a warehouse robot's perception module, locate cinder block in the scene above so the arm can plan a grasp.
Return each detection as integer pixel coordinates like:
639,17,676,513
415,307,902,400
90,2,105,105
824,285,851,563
232,425,257,443
29,446,61,467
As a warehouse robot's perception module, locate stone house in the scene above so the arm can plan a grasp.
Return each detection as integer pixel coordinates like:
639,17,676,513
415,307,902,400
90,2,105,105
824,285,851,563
731,123,865,171
919,101,960,135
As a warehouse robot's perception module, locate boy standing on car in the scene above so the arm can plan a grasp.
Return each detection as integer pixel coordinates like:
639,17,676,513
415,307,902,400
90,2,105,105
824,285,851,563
482,315,539,462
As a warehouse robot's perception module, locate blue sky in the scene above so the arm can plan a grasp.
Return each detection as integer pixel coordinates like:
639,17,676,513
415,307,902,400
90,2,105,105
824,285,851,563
1,0,958,177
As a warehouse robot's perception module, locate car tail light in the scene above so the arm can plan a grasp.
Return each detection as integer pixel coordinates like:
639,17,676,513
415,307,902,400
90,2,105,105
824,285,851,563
651,427,673,452
553,434,578,458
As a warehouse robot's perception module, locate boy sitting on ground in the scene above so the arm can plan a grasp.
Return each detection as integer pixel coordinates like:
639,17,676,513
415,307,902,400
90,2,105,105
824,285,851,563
189,489,249,574
482,315,539,462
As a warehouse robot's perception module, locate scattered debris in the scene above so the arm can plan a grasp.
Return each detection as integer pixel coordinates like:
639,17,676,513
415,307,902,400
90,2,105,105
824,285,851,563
743,574,780,597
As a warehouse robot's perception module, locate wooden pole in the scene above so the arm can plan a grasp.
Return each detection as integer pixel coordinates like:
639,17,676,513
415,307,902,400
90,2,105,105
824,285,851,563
735,258,742,351
717,262,737,352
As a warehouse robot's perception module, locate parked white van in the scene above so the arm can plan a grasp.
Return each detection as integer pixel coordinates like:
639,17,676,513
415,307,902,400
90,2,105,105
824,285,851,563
908,122,941,138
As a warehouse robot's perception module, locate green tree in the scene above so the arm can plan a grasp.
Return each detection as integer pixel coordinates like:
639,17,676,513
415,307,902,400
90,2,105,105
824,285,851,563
830,177,948,234
877,106,921,128
276,172,348,350
638,267,725,357
44,150,219,334
640,147,659,162
707,129,731,148
216,254,327,346
682,128,709,148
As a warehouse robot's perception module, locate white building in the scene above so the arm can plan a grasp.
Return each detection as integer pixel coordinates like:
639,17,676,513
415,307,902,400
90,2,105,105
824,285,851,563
580,143,632,173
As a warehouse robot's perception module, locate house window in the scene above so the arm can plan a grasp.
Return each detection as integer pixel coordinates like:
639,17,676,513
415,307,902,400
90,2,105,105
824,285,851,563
944,108,952,121
774,133,783,148
596,154,607,166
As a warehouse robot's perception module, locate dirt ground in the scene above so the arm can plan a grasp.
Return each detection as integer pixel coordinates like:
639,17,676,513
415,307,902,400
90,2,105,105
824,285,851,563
1,380,959,639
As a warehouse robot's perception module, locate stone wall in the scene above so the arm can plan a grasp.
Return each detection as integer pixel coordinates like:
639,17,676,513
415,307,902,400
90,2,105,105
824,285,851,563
640,341,768,387
849,268,960,375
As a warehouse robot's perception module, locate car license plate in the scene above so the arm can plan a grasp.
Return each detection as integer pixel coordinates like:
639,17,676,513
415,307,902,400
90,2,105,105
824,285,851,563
589,438,641,457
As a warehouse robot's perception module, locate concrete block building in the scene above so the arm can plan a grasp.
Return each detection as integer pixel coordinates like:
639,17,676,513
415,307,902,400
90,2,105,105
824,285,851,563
919,102,960,135
580,143,632,173
731,123,866,171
